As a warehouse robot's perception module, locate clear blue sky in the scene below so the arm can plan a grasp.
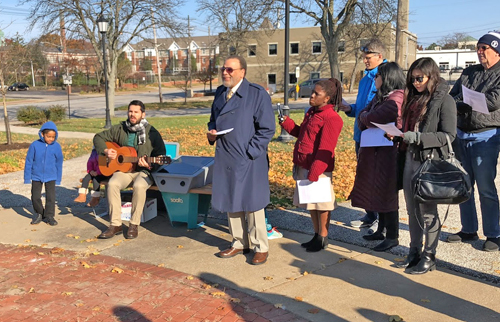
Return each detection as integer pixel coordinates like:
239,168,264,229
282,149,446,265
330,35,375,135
1,0,499,47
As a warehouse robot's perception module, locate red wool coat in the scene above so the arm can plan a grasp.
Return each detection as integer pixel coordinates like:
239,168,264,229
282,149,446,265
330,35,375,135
281,104,343,181
349,90,404,212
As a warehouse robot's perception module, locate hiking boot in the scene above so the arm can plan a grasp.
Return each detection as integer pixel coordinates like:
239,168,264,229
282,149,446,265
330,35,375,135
87,191,101,207
446,231,479,243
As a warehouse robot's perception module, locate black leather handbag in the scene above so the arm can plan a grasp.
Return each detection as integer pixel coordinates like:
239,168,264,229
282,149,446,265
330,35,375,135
412,134,472,204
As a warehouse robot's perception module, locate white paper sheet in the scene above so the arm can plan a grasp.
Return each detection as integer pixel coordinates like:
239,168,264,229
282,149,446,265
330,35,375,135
360,127,394,147
213,128,234,135
371,122,403,136
297,177,332,204
462,85,490,114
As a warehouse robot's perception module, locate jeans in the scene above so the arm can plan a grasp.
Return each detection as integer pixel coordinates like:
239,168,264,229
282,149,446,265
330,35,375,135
453,132,500,238
355,141,378,222
31,180,56,219
403,151,441,253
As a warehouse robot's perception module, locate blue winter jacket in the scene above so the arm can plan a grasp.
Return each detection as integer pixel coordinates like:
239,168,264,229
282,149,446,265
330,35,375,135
24,121,63,185
346,60,387,143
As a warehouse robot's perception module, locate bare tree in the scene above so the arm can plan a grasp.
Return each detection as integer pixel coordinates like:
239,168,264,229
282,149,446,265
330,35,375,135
439,32,472,49
23,0,183,117
0,44,20,145
289,0,396,79
197,0,279,56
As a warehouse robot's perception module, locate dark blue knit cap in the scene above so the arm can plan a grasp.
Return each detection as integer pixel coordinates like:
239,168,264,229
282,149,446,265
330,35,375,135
477,31,500,53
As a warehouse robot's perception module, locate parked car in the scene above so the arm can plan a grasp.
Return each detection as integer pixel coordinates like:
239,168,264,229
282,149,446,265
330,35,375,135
450,67,464,74
288,78,328,98
8,83,30,91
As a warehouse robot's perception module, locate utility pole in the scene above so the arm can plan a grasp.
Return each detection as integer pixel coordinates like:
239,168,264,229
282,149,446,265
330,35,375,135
151,8,163,103
395,0,409,69
187,15,192,93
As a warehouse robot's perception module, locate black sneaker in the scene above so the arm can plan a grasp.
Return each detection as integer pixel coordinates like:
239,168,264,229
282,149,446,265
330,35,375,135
46,218,58,226
483,238,500,252
30,214,43,225
446,231,479,243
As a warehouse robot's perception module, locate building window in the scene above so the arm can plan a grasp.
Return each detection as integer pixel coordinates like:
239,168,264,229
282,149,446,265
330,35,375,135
310,72,320,79
268,44,277,56
439,62,449,70
136,52,144,58
338,41,345,53
290,43,299,55
201,49,208,55
202,57,206,64
465,61,476,67
268,74,276,85
229,46,236,55
312,41,322,54
289,73,297,84
248,45,257,57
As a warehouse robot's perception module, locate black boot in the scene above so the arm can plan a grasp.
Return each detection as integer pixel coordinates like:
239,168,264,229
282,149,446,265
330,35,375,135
373,238,399,252
396,247,422,269
409,252,436,274
301,233,318,248
306,235,327,252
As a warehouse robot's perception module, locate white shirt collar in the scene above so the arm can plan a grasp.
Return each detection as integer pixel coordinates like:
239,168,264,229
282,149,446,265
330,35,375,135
227,79,244,95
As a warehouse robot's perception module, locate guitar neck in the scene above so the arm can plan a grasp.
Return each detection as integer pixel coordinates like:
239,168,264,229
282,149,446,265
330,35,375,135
121,156,167,165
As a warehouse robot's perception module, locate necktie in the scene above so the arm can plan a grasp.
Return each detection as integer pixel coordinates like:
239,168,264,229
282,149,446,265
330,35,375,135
226,89,233,101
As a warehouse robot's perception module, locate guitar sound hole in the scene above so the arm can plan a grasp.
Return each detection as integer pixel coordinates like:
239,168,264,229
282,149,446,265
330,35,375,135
161,180,166,185
180,181,185,187
118,155,124,164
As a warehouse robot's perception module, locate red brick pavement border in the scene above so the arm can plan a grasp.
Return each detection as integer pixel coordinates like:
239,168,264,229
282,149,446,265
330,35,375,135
0,244,310,322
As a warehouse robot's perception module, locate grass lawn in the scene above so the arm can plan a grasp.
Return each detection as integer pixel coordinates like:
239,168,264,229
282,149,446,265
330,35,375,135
1,111,356,208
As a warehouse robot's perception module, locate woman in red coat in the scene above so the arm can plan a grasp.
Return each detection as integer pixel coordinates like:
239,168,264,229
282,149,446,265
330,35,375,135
280,79,344,252
349,62,406,252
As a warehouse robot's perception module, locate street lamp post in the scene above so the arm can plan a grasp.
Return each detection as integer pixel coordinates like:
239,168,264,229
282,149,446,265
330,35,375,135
97,16,112,129
278,0,293,142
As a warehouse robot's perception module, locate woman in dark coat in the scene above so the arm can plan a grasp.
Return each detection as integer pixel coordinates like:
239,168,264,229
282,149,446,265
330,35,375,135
349,62,406,252
395,57,457,274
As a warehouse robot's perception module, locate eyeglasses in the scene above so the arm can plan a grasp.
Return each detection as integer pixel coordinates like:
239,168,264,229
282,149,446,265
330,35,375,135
220,67,242,74
476,45,491,52
360,46,379,54
411,76,426,83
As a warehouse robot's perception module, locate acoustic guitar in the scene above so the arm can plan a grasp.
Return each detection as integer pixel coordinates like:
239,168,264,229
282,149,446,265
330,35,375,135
98,142,172,176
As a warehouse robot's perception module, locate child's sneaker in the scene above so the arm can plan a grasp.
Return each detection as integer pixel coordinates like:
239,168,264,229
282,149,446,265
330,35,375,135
267,227,283,239
46,218,58,226
31,214,43,225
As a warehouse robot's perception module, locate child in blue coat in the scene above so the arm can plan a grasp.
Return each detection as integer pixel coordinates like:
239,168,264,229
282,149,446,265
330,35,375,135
24,121,63,226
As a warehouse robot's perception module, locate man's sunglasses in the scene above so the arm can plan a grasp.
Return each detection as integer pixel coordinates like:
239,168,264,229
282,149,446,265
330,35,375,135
476,45,491,52
411,76,425,83
220,67,242,74
360,46,378,54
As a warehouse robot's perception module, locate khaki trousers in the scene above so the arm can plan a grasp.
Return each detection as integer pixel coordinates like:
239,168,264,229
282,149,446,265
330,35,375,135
227,209,269,253
107,171,152,226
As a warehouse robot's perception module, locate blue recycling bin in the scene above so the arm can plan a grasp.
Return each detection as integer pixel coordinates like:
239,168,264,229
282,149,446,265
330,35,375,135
152,156,214,229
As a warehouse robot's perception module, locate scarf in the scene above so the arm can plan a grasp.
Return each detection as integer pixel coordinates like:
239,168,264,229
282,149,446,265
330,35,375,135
125,118,148,145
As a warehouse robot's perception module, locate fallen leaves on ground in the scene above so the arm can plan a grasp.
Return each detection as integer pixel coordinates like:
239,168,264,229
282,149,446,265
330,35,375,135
308,308,320,314
211,291,225,298
111,267,124,274
294,296,304,302
28,287,35,293
50,247,65,254
263,276,273,280
229,298,240,303
389,315,403,322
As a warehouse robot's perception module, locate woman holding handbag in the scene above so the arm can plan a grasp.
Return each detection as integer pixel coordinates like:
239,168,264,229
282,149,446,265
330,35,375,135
395,57,457,274
349,62,405,252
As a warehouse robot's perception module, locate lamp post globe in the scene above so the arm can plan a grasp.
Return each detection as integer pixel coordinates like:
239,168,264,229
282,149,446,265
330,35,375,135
98,16,112,129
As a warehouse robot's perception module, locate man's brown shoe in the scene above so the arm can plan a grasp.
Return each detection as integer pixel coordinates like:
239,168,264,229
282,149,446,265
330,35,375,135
126,224,138,239
251,252,268,265
216,247,250,258
98,225,122,239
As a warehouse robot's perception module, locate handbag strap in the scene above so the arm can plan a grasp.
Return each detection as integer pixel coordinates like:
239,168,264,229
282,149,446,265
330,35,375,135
414,204,451,234
430,133,454,160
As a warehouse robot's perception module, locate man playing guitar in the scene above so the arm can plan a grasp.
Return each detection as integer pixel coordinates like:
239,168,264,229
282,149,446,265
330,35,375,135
94,100,166,239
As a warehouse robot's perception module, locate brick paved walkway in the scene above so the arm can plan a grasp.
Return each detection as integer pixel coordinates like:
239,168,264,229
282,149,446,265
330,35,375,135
0,244,307,322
